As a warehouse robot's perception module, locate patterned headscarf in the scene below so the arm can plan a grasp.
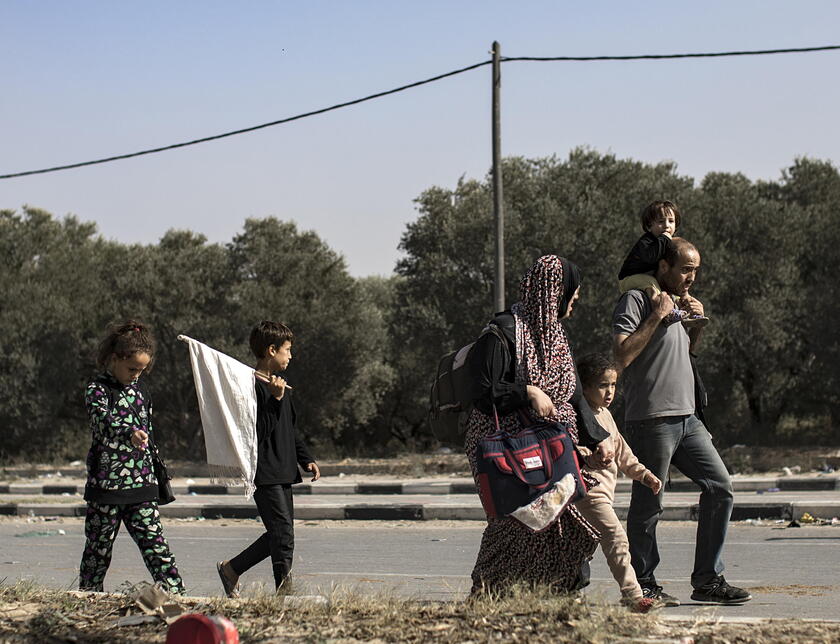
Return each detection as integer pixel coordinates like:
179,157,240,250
510,255,580,425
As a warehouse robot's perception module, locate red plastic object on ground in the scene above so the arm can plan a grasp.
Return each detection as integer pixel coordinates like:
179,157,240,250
166,614,239,644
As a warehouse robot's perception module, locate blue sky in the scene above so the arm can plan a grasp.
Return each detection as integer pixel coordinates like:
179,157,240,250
2,1,839,275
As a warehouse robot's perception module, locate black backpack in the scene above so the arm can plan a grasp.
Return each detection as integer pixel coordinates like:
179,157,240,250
428,323,510,446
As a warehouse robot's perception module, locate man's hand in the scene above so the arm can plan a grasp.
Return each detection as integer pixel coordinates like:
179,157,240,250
306,462,321,482
527,385,556,418
652,291,675,320
131,429,148,450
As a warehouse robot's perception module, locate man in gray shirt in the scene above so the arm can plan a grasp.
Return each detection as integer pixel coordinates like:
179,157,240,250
612,237,751,606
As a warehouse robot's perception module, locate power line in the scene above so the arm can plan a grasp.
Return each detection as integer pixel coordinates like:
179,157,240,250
3,44,839,180
502,44,840,62
0,60,492,180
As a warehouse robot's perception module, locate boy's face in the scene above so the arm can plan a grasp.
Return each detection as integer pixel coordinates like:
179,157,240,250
583,369,617,410
268,341,292,372
648,209,676,237
110,352,151,385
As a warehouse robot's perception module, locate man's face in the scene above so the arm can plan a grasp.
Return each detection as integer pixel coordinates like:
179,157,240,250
657,249,700,297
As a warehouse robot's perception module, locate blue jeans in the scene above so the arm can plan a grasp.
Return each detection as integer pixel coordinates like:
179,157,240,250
625,414,733,589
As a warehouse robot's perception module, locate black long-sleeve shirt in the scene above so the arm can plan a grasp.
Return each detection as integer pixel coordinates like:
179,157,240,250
618,232,674,280
254,380,315,486
468,312,609,449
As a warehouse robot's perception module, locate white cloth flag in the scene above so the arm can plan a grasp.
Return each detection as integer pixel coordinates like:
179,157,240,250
178,334,258,498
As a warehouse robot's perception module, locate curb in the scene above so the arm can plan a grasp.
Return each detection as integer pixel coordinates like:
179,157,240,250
2,476,838,497
3,500,839,522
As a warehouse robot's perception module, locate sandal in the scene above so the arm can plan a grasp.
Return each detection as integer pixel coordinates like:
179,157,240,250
216,561,241,598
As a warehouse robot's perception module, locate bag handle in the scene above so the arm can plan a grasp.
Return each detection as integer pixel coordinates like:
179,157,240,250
501,438,554,487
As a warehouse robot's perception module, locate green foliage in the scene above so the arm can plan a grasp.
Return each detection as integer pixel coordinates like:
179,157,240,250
394,149,840,446
2,151,838,461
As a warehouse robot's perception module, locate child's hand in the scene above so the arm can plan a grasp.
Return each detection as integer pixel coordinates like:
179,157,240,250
131,429,148,450
306,462,321,482
679,293,705,318
587,439,614,469
642,471,662,495
256,372,290,400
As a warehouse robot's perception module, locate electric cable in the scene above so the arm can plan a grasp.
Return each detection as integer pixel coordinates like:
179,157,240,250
2,44,839,180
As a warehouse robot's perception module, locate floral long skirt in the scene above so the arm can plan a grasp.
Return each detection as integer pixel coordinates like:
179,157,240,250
465,407,600,595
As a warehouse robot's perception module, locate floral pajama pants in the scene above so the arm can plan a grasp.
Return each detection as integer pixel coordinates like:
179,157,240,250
79,500,185,594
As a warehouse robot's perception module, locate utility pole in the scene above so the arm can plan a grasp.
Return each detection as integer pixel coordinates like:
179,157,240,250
491,41,505,313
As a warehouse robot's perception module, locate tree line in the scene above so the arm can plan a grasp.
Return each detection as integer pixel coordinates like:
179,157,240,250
2,148,838,461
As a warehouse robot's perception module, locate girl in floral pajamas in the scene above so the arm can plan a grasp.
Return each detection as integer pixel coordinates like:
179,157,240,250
78,321,185,594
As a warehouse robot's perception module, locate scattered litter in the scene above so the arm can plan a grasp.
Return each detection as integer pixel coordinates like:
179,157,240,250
832,517,840,525
1,561,23,565
338,473,346,478
431,538,447,542
14,529,66,538
190,492,197,496
436,447,453,455
800,512,816,524
116,614,159,626
787,519,801,528
819,464,836,473
112,581,187,629
757,487,780,494
781,467,792,476
185,478,196,485
69,460,82,466
166,613,239,643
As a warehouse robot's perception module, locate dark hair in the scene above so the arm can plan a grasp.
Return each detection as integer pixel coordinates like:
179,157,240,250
97,321,156,371
249,320,294,359
640,200,681,232
662,237,698,267
576,353,618,389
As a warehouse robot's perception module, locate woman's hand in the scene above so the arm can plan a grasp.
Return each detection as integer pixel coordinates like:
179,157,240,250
642,471,662,495
526,385,556,418
131,429,148,450
586,438,614,468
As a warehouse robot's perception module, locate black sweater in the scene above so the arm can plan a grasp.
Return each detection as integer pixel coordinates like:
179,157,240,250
618,232,674,280
254,381,315,486
468,312,609,449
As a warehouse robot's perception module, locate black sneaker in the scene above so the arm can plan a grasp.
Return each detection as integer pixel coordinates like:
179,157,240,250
691,576,752,605
641,584,680,607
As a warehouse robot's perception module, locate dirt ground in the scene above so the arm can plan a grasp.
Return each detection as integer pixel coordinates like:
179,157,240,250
2,582,840,644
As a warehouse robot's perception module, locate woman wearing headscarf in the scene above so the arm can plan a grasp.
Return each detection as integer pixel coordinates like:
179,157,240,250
465,254,614,594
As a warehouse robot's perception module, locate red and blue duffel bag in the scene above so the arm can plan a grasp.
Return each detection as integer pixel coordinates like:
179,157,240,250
476,418,588,531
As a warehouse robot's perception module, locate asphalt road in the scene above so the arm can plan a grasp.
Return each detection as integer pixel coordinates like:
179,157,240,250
2,518,838,621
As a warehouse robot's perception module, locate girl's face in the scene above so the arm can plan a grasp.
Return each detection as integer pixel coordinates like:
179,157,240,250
110,352,152,385
583,369,618,410
561,286,581,319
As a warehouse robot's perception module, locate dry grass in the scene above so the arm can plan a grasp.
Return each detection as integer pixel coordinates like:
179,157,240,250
2,581,840,643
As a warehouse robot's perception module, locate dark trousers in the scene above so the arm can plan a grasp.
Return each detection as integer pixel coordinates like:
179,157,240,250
625,414,733,589
230,483,294,588
79,500,185,594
